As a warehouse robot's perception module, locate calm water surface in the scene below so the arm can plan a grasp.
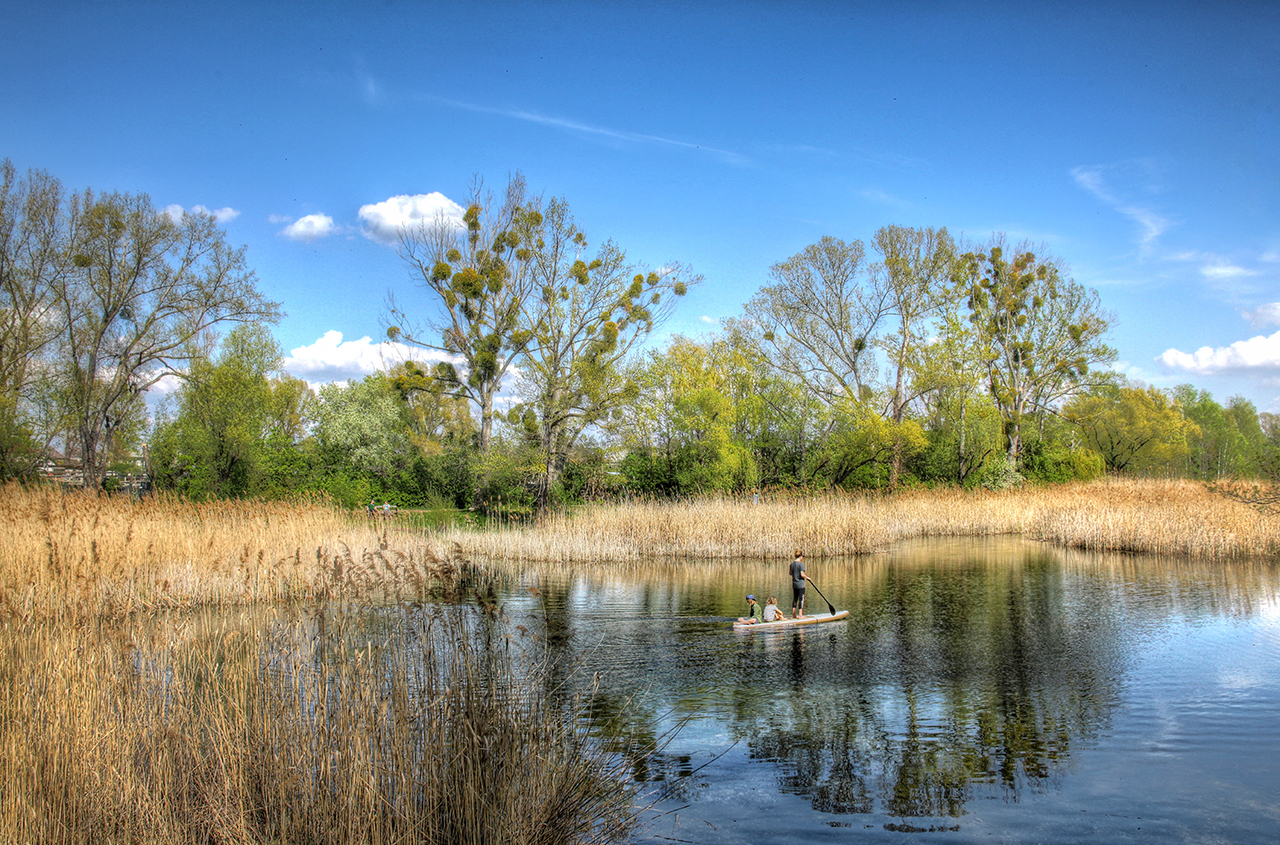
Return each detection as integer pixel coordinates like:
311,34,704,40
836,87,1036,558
498,537,1280,844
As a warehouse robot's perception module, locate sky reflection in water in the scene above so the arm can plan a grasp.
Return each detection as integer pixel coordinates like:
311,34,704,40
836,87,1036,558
499,537,1280,844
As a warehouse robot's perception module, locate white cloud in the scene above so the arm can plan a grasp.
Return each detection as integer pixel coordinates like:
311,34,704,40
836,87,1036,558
163,203,241,224
1201,263,1257,280
699,315,716,324
1245,303,1280,329
1070,162,1170,252
1262,251,1280,263
358,193,465,246
1158,329,1280,375
268,213,292,224
282,330,456,387
279,214,339,242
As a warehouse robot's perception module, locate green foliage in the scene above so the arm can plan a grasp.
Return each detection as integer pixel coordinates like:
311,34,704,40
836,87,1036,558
312,376,413,480
959,239,1114,464
1021,440,1104,483
977,455,1026,490
150,325,299,499
808,400,928,489
471,444,538,519
1064,379,1195,475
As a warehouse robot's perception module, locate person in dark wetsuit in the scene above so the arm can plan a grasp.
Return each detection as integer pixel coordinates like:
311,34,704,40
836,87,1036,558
790,550,809,618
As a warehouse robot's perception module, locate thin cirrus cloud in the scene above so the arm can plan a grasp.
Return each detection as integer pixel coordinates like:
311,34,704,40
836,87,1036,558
430,96,753,168
357,193,465,246
279,213,340,242
1070,163,1170,252
282,330,457,387
1245,303,1280,330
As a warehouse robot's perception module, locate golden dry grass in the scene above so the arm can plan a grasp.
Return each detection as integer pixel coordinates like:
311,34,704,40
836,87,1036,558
0,483,465,620
442,478,1280,565
3,477,1277,622
0,609,637,845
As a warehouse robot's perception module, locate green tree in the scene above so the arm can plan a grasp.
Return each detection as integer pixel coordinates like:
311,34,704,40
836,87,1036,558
873,225,957,487
912,307,999,485
618,336,758,494
386,175,537,451
959,240,1114,465
1064,379,1196,475
0,161,69,478
312,375,413,484
513,196,698,511
386,359,477,454
1175,386,1264,479
55,192,279,489
150,324,299,498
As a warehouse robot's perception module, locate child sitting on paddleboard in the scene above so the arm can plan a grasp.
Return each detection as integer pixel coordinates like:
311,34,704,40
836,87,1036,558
763,596,784,622
737,594,763,624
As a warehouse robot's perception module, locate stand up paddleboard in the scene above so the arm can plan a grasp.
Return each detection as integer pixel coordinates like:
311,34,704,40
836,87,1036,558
732,609,849,630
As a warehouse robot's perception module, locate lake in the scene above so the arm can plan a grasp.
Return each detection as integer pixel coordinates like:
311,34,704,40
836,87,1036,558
494,536,1280,844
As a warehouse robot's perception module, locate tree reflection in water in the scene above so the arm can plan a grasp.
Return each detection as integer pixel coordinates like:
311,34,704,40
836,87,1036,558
730,552,1120,818
516,539,1136,822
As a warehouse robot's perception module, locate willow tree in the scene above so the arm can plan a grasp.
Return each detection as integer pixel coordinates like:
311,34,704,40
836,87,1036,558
959,239,1114,464
386,174,539,451
1063,379,1194,474
56,192,279,489
514,196,698,511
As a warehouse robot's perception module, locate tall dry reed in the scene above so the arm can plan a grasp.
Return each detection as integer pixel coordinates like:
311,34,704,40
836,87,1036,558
438,478,1280,564
0,608,638,845
0,483,460,620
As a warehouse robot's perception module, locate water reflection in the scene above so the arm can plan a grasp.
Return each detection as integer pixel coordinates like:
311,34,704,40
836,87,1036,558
504,537,1280,827
29,536,1278,840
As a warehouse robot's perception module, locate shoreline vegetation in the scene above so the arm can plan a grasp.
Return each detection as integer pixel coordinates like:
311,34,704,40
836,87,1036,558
2,477,1277,844
3,477,1278,620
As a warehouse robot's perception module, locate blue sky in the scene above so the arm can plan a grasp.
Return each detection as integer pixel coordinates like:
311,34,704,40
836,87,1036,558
5,1,1279,411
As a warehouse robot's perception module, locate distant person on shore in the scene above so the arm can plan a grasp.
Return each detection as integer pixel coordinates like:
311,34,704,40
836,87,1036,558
763,596,785,622
367,498,376,517
738,594,763,624
790,550,809,617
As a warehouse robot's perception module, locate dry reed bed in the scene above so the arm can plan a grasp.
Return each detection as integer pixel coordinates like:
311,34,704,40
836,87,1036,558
0,484,458,620
3,478,1277,620
0,609,636,845
444,478,1280,565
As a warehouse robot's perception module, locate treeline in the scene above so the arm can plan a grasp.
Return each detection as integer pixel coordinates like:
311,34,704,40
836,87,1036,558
4,164,1276,513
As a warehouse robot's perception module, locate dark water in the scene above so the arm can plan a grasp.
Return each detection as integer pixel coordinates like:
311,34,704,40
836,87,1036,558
496,537,1280,844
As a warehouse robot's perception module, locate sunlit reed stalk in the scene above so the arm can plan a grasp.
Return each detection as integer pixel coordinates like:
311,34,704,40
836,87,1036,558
0,484,464,621
3,478,1278,622
442,478,1280,566
0,608,637,845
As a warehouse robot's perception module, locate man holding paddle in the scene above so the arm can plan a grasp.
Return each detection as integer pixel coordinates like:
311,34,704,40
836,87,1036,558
790,550,809,618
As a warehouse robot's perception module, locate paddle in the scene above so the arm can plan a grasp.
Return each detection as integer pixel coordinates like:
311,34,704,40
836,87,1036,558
806,577,837,616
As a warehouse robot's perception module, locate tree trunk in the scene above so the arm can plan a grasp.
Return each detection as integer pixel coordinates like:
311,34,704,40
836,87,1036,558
479,391,494,452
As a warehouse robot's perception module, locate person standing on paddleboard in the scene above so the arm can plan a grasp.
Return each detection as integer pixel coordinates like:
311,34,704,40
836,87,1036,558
790,550,810,617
